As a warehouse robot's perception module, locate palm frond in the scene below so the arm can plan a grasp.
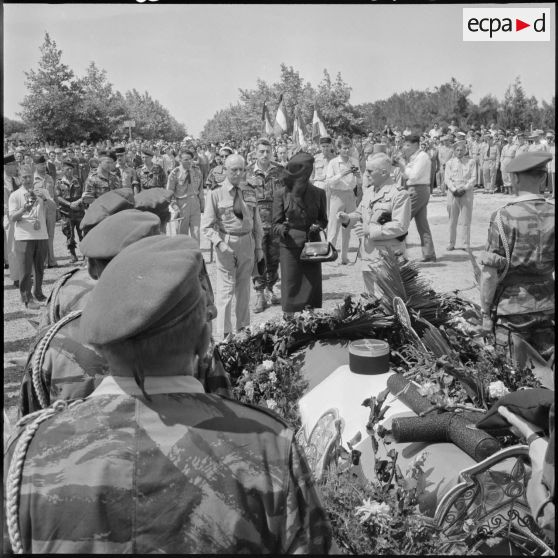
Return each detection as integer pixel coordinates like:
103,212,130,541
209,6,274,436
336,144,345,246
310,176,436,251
468,249,481,285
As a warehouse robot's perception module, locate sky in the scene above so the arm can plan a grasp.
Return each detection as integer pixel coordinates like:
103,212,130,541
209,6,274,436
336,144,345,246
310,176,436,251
3,3,555,136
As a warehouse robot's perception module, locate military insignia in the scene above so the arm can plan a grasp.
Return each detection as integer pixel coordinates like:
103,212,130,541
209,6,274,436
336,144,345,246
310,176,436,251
242,189,257,203
247,176,264,188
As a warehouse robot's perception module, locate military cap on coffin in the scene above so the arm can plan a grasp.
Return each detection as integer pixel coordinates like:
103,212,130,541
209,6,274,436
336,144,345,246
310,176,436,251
80,209,161,259
79,190,135,233
80,235,204,345
134,188,173,220
284,152,315,182
506,152,552,173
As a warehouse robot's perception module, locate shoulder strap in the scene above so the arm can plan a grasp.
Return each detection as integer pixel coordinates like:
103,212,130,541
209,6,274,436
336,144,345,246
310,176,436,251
32,310,83,409
47,267,82,324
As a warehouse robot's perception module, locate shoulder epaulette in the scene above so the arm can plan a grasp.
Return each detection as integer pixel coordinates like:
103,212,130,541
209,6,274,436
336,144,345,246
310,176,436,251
46,267,82,324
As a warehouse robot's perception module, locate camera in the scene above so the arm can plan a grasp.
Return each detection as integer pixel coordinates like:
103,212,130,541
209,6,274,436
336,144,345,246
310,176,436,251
351,166,360,174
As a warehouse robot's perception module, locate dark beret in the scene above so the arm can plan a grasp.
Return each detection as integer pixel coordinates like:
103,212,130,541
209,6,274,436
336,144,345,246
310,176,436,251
80,209,161,260
134,188,173,219
114,147,126,156
476,388,554,434
80,235,204,345
98,149,117,162
141,148,154,157
506,152,552,173
285,152,315,182
4,154,16,164
319,136,333,144
181,149,195,158
33,154,47,164
62,159,75,168
404,134,421,144
79,190,135,233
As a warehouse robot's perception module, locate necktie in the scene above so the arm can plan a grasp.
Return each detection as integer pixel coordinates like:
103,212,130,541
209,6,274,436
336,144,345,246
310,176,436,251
185,170,191,185
233,187,243,220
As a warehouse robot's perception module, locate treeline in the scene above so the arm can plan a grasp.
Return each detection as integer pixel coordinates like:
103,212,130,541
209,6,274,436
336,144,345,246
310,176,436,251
201,67,555,142
12,33,187,144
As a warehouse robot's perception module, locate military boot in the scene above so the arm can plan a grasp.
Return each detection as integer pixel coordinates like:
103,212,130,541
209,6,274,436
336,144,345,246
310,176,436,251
253,291,268,313
266,286,280,305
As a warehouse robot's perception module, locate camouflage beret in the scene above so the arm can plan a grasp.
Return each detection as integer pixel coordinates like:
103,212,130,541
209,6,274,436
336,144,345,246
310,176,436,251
134,188,173,219
506,152,552,173
79,190,135,233
80,235,204,345
80,209,161,260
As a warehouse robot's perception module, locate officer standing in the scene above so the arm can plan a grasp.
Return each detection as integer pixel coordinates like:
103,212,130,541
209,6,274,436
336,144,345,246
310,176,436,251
337,153,411,296
436,135,454,195
81,150,122,207
136,148,166,194
481,133,500,194
500,134,517,195
55,160,84,263
444,141,476,251
202,154,263,340
245,138,285,312
311,136,336,213
167,149,205,244
479,152,554,363
114,146,139,191
4,154,20,284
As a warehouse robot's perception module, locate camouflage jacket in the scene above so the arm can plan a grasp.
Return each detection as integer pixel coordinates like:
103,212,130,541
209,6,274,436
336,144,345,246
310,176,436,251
55,176,84,220
38,268,96,330
4,377,332,554
479,194,554,316
115,164,139,190
245,161,286,230
205,164,226,190
82,170,122,207
136,164,166,192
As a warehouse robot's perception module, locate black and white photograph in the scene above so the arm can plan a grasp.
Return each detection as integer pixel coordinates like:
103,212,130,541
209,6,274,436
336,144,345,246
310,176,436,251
3,2,555,554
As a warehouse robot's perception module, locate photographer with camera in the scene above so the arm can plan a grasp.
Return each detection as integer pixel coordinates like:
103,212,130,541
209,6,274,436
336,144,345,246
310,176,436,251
337,153,411,297
8,164,49,310
325,136,361,265
444,140,476,251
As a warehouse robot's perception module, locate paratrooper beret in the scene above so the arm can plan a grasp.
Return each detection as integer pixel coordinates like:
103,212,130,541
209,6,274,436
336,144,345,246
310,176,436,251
79,190,135,233
134,188,173,219
506,152,552,173
80,208,161,260
80,235,204,345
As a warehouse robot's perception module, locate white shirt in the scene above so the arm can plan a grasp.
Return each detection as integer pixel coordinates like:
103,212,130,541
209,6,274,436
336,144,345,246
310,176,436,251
325,155,359,191
8,186,49,241
404,150,431,185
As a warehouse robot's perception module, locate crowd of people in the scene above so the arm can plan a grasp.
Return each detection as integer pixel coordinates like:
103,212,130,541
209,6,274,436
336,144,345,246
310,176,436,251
3,118,555,552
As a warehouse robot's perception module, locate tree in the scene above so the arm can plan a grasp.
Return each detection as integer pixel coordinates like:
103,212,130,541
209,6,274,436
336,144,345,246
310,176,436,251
4,117,27,137
499,76,529,130
20,33,83,143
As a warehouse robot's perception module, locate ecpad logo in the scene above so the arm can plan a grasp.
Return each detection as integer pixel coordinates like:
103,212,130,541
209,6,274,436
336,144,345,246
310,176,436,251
463,8,550,41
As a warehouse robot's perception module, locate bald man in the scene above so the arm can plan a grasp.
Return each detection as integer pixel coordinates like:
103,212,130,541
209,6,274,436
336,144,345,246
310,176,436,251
202,154,263,340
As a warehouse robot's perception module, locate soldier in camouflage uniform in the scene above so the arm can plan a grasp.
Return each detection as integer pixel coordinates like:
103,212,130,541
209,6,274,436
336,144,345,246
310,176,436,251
81,150,122,208
114,146,139,191
205,146,232,190
245,138,286,312
5,236,332,554
135,148,166,194
479,152,554,363
55,160,84,263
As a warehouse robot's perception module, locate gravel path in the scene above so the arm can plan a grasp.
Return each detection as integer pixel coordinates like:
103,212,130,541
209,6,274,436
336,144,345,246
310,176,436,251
3,190,510,423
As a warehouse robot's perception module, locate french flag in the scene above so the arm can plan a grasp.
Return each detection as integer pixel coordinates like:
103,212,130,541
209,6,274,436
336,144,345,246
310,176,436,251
292,107,307,150
274,94,289,138
262,101,274,136
312,106,327,142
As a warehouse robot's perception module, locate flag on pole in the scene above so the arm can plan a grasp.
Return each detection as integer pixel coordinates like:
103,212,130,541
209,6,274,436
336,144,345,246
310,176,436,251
262,101,274,137
312,106,327,141
274,94,288,138
292,107,307,151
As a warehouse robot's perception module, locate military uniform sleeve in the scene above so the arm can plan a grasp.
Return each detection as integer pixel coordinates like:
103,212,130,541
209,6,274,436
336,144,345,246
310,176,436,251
252,203,263,254
346,198,363,228
272,187,286,237
464,160,476,190
281,438,332,554
81,175,96,206
368,189,411,240
166,170,177,198
201,189,222,246
197,171,205,212
444,160,455,192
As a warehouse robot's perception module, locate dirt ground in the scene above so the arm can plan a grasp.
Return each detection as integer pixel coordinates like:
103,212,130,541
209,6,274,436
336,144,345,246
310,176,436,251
3,190,509,424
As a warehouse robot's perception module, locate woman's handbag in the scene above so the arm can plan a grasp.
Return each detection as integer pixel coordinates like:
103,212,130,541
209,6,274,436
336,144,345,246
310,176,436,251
299,230,338,263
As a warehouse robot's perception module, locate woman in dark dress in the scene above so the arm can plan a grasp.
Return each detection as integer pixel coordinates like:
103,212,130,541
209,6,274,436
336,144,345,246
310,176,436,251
272,152,328,314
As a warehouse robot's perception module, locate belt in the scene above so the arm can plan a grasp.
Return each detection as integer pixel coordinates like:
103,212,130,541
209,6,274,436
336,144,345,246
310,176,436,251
406,183,430,188
224,231,250,237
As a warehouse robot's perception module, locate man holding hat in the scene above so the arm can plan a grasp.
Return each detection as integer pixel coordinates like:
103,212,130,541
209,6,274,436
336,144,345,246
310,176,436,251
479,151,554,363
81,150,121,207
202,154,263,340
4,154,20,281
34,154,59,267
5,235,332,554
55,159,84,263
167,148,205,244
392,134,437,262
8,165,49,309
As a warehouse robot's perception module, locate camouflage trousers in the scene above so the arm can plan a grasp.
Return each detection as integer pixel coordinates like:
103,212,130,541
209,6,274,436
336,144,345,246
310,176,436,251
495,311,555,363
253,229,280,292
61,216,83,251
